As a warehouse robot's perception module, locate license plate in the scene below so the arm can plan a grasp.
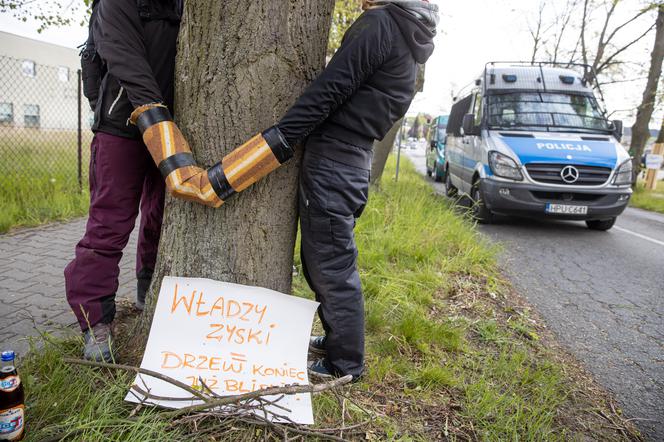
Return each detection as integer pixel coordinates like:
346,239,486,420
545,203,588,215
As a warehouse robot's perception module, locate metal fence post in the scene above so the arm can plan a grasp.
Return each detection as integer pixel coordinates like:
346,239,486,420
395,118,406,182
77,69,82,192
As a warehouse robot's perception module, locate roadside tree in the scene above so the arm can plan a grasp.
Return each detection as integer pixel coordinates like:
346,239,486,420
139,0,335,333
328,0,363,56
371,65,426,185
0,0,92,31
630,5,664,176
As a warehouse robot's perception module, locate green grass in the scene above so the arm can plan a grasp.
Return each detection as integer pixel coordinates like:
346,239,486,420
0,130,91,233
18,157,634,440
631,180,664,214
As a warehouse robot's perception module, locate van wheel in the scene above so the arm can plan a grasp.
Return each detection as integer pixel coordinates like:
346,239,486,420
445,169,457,197
586,218,616,231
434,162,444,182
471,182,493,224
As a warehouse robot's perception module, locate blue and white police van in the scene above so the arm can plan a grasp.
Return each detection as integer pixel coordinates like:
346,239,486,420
444,62,632,230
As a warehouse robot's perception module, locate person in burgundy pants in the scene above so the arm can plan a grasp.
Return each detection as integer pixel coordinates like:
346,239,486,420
65,0,182,362
64,133,164,337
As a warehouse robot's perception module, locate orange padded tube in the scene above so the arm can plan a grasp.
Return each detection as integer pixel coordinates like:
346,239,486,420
130,104,293,208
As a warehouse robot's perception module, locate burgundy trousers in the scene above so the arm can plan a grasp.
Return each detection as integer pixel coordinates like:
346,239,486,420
65,132,165,331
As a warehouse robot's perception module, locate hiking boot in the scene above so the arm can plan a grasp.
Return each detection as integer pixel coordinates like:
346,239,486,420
83,322,114,363
308,359,333,380
136,268,153,311
309,336,326,355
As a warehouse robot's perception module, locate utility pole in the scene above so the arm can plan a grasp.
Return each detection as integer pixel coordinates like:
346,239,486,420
644,118,664,190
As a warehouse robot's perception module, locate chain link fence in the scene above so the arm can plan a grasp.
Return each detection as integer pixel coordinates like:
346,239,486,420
0,55,93,200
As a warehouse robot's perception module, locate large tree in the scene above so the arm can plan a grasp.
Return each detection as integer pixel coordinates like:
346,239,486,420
0,0,92,31
141,0,335,330
370,117,403,185
370,64,426,185
328,0,363,56
630,5,664,175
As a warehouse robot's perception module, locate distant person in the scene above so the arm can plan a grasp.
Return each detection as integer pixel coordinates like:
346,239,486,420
65,0,183,362
274,0,439,380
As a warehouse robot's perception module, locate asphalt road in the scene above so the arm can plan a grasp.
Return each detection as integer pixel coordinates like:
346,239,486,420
403,148,664,440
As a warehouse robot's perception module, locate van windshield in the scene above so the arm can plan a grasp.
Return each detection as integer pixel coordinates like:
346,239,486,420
487,92,610,133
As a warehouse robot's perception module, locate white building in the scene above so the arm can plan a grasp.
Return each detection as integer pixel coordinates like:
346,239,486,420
0,31,93,130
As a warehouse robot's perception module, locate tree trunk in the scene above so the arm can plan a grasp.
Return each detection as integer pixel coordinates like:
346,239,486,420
370,118,402,185
630,6,664,176
138,0,335,336
370,64,425,185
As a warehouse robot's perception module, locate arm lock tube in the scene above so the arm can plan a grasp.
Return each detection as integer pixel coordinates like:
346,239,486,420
130,104,293,208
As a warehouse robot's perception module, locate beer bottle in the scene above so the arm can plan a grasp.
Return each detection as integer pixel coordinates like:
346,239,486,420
0,351,24,441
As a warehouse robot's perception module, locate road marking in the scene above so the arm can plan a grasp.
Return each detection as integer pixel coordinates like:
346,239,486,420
614,226,664,247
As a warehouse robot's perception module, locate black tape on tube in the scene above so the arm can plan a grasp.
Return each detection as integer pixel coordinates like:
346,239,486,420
262,126,294,164
136,106,173,134
158,152,197,179
207,163,236,201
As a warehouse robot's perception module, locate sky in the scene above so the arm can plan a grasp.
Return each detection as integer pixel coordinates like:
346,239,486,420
417,0,660,126
0,0,659,127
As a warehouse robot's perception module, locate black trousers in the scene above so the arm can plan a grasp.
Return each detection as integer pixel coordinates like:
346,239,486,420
299,147,370,379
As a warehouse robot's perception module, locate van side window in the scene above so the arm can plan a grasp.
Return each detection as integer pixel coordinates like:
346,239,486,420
447,95,473,136
473,93,483,127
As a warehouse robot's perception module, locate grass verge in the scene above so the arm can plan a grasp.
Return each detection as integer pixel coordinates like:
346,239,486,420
630,180,664,214
0,130,91,233
17,157,639,440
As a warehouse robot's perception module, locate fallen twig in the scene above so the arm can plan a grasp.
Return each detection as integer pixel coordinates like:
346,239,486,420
131,385,198,402
62,358,356,441
63,357,209,402
163,375,353,418
238,417,349,442
314,419,373,434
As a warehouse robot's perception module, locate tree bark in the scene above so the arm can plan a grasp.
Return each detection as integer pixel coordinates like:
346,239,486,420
138,0,335,336
370,118,402,185
630,6,664,176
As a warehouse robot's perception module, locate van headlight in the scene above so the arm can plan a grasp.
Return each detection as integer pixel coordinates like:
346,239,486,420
613,159,633,185
489,151,523,180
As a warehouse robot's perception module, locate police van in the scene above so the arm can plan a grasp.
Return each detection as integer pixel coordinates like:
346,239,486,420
444,62,632,230
425,115,448,182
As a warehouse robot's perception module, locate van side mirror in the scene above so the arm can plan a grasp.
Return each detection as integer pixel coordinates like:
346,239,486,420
611,120,623,142
462,114,477,136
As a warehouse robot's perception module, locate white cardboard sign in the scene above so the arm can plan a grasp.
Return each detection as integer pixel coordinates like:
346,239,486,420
645,154,663,170
125,276,319,424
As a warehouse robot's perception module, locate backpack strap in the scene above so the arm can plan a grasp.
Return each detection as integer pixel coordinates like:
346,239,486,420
136,0,151,20
136,0,181,24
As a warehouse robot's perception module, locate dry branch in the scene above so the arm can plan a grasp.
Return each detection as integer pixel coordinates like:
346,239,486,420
62,358,364,441
164,375,353,418
63,357,209,402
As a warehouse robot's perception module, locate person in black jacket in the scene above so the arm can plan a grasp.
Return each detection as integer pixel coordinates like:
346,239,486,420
64,0,182,362
275,0,439,380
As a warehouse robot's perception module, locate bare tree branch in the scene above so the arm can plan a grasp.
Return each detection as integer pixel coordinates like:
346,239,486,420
597,22,657,74
551,0,579,63
604,3,658,45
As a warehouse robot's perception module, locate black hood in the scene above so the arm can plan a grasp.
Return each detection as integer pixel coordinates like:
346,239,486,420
385,4,435,64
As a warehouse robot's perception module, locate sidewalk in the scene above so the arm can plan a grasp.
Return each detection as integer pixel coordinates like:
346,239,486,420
0,218,138,357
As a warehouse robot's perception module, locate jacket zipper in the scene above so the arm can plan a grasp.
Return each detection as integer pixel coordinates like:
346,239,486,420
107,86,124,116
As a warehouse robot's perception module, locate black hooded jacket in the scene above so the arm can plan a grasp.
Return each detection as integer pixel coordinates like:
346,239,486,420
277,4,436,169
89,0,182,139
